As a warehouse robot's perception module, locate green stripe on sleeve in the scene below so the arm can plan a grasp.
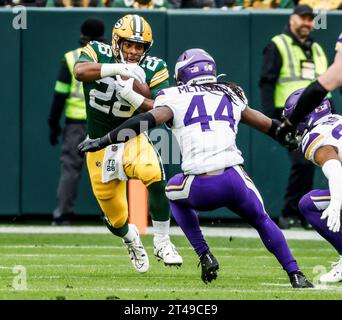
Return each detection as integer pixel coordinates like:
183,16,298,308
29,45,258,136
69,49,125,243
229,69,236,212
55,81,71,94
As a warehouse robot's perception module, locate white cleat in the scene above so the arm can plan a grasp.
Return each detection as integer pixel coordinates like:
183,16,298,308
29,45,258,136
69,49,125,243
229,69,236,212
154,237,183,267
320,258,342,283
123,225,149,273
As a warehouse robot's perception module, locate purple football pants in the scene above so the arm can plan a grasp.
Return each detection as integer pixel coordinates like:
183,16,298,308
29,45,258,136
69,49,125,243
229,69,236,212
166,166,300,274
299,189,342,254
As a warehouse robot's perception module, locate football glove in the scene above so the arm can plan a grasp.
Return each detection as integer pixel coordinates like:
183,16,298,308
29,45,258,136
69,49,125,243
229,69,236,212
321,205,341,233
101,63,146,84
275,118,294,144
78,137,102,154
116,77,144,108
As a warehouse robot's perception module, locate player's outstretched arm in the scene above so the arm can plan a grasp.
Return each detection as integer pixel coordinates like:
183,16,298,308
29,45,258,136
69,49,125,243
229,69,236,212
241,106,273,134
314,145,342,232
77,106,173,153
241,106,298,150
73,62,102,82
276,51,342,141
73,62,146,83
319,51,342,92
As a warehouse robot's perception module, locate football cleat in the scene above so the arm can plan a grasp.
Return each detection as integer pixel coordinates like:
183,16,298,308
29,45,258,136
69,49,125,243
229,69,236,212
123,224,149,273
289,271,314,288
320,258,342,283
198,250,219,284
154,237,183,267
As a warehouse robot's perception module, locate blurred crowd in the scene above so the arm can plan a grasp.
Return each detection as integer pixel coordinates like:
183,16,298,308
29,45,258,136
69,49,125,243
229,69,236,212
1,0,341,10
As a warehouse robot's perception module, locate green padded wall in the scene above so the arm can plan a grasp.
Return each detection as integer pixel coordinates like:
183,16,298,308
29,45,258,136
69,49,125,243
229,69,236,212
0,8,340,217
0,10,20,214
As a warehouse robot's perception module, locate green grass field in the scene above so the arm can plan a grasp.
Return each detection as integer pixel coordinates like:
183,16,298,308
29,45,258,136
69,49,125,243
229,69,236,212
0,231,341,300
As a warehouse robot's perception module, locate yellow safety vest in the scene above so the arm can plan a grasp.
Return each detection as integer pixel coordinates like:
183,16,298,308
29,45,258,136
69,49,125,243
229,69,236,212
272,34,329,108
64,48,87,120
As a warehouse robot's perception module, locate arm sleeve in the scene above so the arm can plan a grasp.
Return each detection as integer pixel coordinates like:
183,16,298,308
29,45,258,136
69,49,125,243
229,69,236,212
99,112,157,147
259,42,282,119
288,80,329,126
322,159,342,209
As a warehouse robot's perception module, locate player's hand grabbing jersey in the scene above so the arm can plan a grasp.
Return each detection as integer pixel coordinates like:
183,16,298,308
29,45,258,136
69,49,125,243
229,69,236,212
78,41,169,138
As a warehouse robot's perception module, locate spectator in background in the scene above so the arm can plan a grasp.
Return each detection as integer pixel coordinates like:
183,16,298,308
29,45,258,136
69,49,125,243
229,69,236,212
0,0,13,6
298,0,342,10
11,0,46,5
259,5,330,229
168,0,215,8
48,17,106,225
53,0,98,6
113,0,167,8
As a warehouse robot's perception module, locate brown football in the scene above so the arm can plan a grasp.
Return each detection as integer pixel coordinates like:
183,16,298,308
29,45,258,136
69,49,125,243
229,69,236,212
133,79,152,99
121,76,151,99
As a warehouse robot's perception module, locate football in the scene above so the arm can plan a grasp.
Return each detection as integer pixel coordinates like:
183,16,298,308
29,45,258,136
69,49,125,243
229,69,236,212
121,76,152,99
133,79,152,99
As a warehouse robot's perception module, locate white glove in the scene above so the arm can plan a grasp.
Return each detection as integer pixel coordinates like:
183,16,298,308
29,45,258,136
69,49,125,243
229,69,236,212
101,63,146,83
116,77,144,109
321,204,341,233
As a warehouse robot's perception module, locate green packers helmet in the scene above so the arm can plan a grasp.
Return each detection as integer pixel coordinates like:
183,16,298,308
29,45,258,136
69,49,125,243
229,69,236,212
112,14,153,64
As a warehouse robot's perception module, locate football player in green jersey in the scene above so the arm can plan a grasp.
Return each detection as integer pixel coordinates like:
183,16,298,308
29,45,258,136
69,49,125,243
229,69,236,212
74,14,182,273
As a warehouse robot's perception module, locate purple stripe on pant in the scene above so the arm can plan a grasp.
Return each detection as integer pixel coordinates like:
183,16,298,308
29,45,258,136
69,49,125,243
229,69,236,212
299,189,342,254
167,166,300,274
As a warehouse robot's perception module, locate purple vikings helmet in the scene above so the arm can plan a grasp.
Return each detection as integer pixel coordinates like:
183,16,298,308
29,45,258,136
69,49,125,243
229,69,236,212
283,88,332,135
174,48,217,85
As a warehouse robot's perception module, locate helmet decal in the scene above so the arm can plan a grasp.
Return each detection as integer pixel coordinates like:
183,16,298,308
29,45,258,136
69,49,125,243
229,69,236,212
174,48,217,86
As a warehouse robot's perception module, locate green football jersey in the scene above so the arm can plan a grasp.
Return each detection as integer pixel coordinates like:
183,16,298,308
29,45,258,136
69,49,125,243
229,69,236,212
78,41,170,138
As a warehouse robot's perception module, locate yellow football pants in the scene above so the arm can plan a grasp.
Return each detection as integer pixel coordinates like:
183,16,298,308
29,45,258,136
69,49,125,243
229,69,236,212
86,133,164,229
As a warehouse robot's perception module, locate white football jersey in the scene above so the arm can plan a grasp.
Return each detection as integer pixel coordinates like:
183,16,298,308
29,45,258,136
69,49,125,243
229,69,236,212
153,84,248,175
301,114,342,165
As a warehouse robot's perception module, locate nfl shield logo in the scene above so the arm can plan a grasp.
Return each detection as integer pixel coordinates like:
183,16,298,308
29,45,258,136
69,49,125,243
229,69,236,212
111,145,118,152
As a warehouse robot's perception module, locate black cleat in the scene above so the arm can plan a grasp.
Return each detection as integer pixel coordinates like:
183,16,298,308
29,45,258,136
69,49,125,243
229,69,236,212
289,272,314,288
198,250,219,284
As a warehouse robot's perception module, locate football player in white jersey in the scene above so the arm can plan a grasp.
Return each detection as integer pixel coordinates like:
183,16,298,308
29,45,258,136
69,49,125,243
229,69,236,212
78,48,313,288
283,88,342,283
277,32,342,141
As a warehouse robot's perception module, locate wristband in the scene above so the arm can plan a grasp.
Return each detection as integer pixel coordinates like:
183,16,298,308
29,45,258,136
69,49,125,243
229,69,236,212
123,90,145,109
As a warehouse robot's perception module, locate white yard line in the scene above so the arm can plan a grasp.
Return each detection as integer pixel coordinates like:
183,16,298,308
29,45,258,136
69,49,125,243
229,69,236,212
0,226,325,241
0,287,340,294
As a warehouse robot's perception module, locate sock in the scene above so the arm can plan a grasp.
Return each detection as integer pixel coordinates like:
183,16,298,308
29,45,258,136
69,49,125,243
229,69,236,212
251,214,300,274
122,224,138,243
169,200,209,257
101,213,129,238
148,180,170,221
152,220,170,245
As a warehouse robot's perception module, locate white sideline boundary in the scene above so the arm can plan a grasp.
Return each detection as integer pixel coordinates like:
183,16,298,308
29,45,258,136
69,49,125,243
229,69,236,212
0,225,325,240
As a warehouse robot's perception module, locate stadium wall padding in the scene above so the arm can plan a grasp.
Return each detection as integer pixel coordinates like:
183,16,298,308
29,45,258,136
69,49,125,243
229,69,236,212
1,8,340,219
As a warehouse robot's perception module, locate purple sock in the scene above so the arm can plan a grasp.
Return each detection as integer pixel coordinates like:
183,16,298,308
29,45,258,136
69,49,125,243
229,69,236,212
299,190,342,255
169,200,209,257
248,213,300,274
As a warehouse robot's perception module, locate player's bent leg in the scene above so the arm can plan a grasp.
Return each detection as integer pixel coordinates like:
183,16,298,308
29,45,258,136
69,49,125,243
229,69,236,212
168,198,217,283
299,190,342,283
86,150,149,273
229,166,313,288
124,134,182,267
